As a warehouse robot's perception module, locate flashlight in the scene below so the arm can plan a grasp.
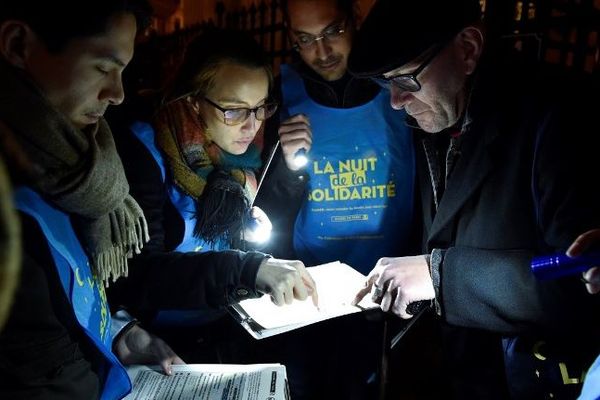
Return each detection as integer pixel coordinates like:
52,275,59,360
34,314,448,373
531,251,600,280
293,148,309,168
246,213,272,243
244,140,282,244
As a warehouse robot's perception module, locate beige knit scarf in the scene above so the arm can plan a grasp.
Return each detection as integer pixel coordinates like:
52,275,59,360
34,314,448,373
0,59,148,286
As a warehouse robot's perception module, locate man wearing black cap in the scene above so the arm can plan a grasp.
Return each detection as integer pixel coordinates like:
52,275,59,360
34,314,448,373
350,0,600,398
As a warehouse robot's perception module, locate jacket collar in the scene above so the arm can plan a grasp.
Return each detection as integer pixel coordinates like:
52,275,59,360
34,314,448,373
425,115,501,243
424,53,505,243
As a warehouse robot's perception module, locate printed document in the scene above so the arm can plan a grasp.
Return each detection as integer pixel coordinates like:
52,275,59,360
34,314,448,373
230,261,380,339
125,363,288,400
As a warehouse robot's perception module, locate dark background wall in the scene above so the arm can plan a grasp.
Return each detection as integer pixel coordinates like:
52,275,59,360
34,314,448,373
133,0,599,93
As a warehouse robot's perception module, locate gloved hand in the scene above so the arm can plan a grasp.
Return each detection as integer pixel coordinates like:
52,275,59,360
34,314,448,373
256,258,318,307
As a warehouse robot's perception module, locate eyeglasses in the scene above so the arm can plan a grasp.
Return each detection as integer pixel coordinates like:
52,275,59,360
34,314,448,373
203,97,278,126
293,20,347,51
371,44,445,92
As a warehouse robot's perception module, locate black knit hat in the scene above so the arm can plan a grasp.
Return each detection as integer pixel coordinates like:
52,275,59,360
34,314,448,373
348,0,482,77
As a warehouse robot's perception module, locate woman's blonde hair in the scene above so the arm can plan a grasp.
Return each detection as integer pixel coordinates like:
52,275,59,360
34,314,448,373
163,28,274,104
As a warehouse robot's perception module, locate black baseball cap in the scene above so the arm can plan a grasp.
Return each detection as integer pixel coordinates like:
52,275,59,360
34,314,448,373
348,0,482,77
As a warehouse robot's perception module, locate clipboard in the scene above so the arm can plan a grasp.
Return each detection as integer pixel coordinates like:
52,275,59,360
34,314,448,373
229,261,379,339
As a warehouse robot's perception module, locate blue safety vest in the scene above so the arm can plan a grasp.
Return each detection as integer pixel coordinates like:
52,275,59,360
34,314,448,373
130,122,225,326
281,65,415,274
579,355,600,400
14,187,130,400
130,121,227,253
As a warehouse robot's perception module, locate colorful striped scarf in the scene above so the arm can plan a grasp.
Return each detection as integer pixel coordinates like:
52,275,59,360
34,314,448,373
154,98,263,246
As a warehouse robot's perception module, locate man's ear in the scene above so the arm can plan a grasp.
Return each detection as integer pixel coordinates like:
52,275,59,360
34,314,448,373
456,26,484,76
0,21,35,69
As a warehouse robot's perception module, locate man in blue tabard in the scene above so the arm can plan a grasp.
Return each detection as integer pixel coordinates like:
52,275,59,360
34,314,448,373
0,2,183,399
254,1,417,399
256,0,415,277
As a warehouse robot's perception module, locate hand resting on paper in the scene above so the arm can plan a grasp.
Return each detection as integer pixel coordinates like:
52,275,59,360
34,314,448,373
352,255,435,319
256,258,319,307
114,324,185,375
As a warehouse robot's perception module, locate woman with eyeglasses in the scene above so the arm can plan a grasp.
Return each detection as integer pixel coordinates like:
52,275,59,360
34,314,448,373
154,29,279,251
107,28,317,363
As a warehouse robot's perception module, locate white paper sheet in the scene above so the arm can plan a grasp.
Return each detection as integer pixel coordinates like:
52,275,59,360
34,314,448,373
125,364,288,400
231,261,379,338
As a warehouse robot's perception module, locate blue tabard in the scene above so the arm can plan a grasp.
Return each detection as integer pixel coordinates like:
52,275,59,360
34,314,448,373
130,122,226,326
281,65,415,275
579,355,600,400
14,187,130,400
130,121,228,254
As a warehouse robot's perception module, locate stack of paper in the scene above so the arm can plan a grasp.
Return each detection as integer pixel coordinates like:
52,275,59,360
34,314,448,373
125,363,288,400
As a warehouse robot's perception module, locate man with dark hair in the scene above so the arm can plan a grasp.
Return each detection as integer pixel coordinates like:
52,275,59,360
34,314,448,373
0,1,183,398
258,0,415,276
254,1,417,399
350,0,600,398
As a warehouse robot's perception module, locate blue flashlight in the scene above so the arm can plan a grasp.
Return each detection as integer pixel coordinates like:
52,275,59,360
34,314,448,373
531,251,600,280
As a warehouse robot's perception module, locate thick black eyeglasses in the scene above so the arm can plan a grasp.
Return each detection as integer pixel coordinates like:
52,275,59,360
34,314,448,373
293,20,347,51
372,44,445,92
203,97,278,126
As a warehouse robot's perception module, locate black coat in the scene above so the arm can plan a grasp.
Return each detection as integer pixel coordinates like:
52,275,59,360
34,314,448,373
419,53,600,399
